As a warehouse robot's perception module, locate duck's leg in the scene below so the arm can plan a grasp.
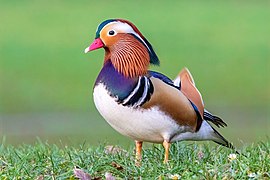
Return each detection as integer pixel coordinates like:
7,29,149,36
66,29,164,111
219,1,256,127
135,141,143,166
163,140,170,163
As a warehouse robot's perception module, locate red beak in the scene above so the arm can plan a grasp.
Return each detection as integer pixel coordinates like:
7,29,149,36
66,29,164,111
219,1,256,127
84,38,104,53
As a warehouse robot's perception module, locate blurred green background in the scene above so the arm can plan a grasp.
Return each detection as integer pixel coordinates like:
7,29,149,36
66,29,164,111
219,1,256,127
0,1,269,147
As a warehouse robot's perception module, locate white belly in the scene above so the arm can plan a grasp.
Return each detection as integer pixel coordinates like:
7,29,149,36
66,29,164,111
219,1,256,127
93,84,189,143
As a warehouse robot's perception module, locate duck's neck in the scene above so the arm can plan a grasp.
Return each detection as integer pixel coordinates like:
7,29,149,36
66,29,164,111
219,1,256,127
104,34,150,78
95,60,139,101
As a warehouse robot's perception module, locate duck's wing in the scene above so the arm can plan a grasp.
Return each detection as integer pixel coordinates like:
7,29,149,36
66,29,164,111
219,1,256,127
174,68,227,128
204,109,227,128
174,68,205,118
142,71,202,132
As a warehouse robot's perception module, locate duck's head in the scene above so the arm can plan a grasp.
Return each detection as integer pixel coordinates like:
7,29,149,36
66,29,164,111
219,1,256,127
85,19,159,77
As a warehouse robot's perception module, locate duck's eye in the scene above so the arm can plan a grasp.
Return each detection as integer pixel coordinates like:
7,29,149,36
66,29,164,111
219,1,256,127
108,30,116,36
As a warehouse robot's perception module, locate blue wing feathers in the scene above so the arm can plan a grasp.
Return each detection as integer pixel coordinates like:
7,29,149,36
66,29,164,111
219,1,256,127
148,71,178,89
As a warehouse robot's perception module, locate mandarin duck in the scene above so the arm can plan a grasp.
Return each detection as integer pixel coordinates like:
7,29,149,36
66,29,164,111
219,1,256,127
85,19,235,163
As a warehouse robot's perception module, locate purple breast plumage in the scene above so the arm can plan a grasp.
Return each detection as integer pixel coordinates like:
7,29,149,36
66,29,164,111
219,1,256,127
95,60,154,107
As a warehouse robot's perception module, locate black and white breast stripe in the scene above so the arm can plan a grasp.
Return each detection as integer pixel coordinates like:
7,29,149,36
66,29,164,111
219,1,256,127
118,76,154,107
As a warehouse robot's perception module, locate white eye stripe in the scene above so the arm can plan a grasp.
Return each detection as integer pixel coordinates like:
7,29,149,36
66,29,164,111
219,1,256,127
101,21,151,52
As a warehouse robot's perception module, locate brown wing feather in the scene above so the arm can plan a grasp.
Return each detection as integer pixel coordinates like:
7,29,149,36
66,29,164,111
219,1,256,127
178,68,204,118
142,77,198,132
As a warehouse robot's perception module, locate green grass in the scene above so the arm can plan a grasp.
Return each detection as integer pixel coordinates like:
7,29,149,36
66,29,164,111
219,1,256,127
1,140,269,179
0,3,269,178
